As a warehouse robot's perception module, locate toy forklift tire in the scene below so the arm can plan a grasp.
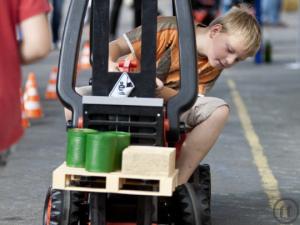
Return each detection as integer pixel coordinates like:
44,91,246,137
180,164,211,225
43,187,87,225
192,183,211,225
186,164,211,225
189,164,211,205
172,183,202,225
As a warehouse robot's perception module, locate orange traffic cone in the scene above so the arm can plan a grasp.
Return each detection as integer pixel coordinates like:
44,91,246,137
45,67,58,100
79,41,91,70
20,89,30,128
24,72,43,119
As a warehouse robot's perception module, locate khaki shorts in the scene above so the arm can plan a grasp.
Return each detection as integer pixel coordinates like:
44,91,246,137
75,86,228,129
180,96,228,129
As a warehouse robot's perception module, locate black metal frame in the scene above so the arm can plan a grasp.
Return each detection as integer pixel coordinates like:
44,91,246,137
91,0,157,97
57,0,88,128
83,103,164,146
57,0,198,144
167,0,198,144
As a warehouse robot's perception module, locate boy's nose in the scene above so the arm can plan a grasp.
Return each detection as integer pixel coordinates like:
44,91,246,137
226,55,237,66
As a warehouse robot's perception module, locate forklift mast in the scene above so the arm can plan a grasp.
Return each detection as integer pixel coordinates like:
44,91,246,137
57,0,198,146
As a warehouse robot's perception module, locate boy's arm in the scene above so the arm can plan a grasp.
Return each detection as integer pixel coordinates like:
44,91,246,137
19,13,51,65
109,37,131,71
155,86,178,103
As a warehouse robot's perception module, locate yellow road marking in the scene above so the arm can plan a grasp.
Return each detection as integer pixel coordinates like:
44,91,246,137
227,79,289,224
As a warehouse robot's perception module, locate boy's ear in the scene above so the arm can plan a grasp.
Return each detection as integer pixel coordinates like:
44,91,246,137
209,24,223,38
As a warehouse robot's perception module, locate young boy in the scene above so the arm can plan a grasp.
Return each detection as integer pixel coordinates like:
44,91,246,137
72,5,261,185
107,6,261,185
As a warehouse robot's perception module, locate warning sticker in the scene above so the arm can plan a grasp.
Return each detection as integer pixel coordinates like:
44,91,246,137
109,72,135,97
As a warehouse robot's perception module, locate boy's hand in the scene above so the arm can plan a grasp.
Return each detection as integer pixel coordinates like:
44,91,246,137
155,86,178,102
108,61,120,72
156,78,164,90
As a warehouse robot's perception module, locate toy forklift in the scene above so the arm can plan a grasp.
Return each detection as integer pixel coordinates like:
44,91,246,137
43,0,211,224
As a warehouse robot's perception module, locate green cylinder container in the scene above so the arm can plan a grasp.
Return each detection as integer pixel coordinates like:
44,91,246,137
85,132,117,172
66,128,98,168
264,40,272,63
108,131,131,170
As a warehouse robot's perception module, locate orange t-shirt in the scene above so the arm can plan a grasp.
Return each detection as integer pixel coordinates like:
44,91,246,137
124,16,222,95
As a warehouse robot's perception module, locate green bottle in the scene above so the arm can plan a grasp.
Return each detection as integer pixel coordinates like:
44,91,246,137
264,40,272,63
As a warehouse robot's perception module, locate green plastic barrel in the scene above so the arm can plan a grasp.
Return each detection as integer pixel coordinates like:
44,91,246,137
108,131,131,170
264,40,272,63
85,132,117,172
66,128,98,168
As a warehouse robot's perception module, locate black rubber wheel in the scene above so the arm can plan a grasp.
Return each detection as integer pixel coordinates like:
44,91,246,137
189,164,211,204
192,182,211,225
43,187,52,225
43,187,87,225
172,183,202,225
188,164,211,225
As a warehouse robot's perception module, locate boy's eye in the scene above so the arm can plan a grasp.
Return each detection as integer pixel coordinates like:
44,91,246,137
227,48,234,54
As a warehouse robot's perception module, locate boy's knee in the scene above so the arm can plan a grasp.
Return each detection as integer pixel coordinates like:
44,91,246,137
180,96,229,128
64,86,92,121
196,97,229,124
214,104,230,117
64,108,72,121
212,105,230,122
75,85,92,96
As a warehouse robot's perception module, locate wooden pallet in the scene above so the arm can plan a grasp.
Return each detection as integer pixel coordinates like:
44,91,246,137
53,162,178,196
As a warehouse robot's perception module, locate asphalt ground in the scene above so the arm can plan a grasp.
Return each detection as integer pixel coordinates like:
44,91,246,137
0,3,300,225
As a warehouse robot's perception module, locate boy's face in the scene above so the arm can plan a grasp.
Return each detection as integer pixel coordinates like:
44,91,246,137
206,25,248,69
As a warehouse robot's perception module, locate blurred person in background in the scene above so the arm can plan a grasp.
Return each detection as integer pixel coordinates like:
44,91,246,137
110,0,142,39
262,0,284,26
221,0,254,13
51,0,65,49
221,0,233,13
191,0,221,25
0,0,51,166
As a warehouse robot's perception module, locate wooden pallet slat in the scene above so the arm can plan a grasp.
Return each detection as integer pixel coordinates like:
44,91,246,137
52,163,178,196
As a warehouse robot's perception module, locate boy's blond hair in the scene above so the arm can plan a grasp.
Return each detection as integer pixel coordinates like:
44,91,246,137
209,5,261,57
